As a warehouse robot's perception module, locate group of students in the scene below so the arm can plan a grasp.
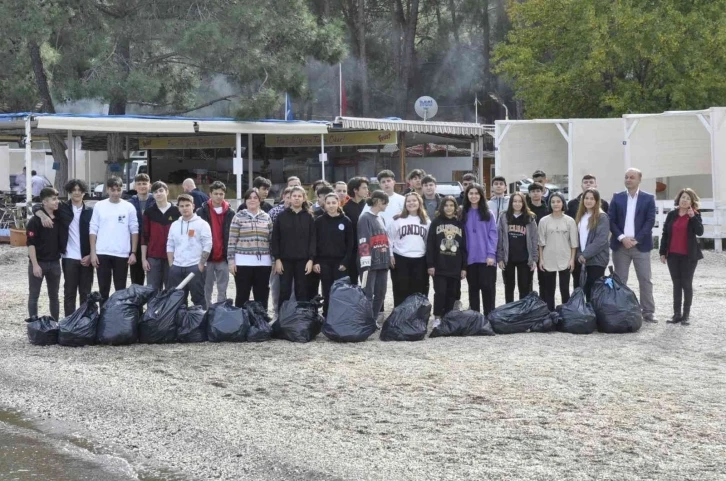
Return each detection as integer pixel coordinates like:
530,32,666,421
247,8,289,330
25,165,703,328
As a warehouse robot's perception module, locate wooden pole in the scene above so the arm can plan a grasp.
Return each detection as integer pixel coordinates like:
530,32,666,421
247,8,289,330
399,132,406,180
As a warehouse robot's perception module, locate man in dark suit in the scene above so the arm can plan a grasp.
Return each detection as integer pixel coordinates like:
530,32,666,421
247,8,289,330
609,168,657,322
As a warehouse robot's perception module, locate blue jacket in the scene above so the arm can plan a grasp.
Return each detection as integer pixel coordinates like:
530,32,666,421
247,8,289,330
609,190,655,252
129,195,155,239
189,189,210,211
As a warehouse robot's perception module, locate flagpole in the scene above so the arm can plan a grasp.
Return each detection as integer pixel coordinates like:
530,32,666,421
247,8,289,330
339,63,343,117
475,94,478,123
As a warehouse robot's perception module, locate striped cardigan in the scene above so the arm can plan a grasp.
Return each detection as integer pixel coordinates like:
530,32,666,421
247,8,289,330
227,209,273,262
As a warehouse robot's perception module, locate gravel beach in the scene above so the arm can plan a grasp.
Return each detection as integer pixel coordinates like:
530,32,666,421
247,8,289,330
0,243,724,480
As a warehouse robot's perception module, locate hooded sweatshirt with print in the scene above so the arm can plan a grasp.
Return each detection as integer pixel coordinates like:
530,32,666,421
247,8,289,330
166,214,213,267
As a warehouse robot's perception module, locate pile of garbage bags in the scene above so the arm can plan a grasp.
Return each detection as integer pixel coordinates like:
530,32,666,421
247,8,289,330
380,294,431,342
555,288,597,335
590,270,643,333
97,284,157,345
206,300,249,342
323,278,376,342
430,309,494,337
59,292,103,346
26,316,59,346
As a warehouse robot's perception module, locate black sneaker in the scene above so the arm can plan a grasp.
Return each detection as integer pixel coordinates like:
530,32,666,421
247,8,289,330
666,314,682,324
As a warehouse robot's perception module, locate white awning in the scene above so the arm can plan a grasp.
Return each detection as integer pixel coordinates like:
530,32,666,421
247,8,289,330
36,115,196,134
197,120,329,135
336,116,492,137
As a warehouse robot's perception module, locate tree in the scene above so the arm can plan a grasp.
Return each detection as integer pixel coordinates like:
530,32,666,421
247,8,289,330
493,0,726,118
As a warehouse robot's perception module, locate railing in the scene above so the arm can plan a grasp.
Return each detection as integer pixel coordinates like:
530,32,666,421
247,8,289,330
655,199,725,252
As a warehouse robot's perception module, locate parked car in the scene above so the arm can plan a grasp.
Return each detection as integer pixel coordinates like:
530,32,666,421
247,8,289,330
436,182,463,197
516,178,561,195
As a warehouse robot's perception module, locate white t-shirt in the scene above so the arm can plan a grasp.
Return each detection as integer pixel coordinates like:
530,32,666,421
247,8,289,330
363,192,405,228
158,203,171,214
89,199,139,258
579,213,591,252
214,206,223,214
63,204,84,260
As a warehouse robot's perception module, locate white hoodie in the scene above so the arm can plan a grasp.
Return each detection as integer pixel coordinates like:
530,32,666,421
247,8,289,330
166,214,213,267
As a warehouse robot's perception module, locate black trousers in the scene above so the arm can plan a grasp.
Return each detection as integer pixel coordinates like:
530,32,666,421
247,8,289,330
390,254,428,307
28,260,61,320
504,261,532,304
467,263,497,314
61,258,94,317
582,265,606,301
307,271,321,299
318,258,347,316
572,262,582,290
433,275,459,317
97,255,128,304
168,264,206,308
540,268,571,311
347,255,359,286
129,245,145,286
279,259,309,310
235,265,272,309
667,254,698,315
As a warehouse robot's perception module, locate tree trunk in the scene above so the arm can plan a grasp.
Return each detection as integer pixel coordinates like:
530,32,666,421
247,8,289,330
481,0,491,94
28,41,70,196
449,0,460,44
392,0,419,118
107,35,131,178
357,0,370,116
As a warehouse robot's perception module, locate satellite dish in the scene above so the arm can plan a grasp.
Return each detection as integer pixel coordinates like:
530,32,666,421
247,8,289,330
415,96,438,120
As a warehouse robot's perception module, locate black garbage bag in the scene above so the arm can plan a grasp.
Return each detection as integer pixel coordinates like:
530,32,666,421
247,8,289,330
176,305,207,343
556,288,597,334
245,301,273,342
98,284,157,345
323,278,376,342
380,294,431,342
59,292,102,346
487,292,555,334
274,296,324,343
591,270,643,334
430,309,495,338
205,300,249,342
26,316,59,346
139,289,185,344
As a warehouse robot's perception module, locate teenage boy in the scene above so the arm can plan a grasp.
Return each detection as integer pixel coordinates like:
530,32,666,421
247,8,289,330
527,182,549,224
458,173,477,205
238,176,273,212
488,176,510,221
364,170,405,228
313,185,334,216
129,173,154,286
343,177,369,285
142,181,180,290
532,170,551,204
33,179,94,316
90,176,139,303
182,178,209,210
167,194,212,308
566,174,609,218
421,175,441,220
335,181,350,206
196,181,235,307
26,187,65,320
405,169,425,195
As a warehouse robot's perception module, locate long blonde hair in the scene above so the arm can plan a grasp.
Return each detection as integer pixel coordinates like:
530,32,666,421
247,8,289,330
395,192,429,224
575,188,602,231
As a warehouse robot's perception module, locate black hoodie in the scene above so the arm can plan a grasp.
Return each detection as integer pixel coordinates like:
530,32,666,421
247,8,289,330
271,207,316,261
314,212,354,266
426,216,467,278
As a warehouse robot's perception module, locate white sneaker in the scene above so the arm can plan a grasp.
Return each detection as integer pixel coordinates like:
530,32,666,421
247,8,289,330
431,317,441,328
453,300,463,311
376,312,385,328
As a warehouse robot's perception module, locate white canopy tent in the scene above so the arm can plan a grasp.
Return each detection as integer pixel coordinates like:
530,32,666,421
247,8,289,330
494,119,626,201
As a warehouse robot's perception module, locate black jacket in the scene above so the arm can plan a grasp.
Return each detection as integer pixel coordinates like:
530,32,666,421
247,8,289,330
566,194,609,219
527,199,549,225
196,201,235,259
426,216,467,278
271,208,316,261
26,209,66,261
659,210,704,261
32,201,92,257
314,212,354,266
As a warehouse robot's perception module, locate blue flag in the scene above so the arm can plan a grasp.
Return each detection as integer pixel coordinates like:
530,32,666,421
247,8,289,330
285,93,294,121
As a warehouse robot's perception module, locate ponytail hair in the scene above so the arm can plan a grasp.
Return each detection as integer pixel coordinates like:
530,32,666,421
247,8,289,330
366,190,389,207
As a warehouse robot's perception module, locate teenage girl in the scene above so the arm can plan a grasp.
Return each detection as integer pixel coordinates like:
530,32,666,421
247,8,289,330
357,191,390,324
574,188,610,300
271,186,315,310
314,193,354,317
497,192,538,303
537,192,578,311
462,183,498,314
388,192,431,307
426,196,467,325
